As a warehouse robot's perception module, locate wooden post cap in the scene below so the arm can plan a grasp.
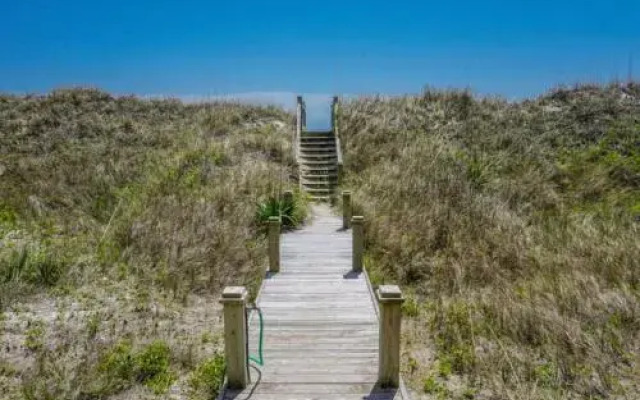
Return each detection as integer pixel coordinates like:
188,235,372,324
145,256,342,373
377,285,404,303
351,216,364,224
269,216,281,223
342,190,351,196
220,286,248,303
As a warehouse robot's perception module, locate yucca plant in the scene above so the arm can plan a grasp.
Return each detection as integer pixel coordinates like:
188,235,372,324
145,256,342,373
256,190,307,230
256,196,296,228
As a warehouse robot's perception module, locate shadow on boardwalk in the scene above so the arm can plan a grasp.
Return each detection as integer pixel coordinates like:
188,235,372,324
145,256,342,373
223,381,398,400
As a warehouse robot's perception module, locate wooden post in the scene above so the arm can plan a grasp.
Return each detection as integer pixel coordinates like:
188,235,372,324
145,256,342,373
351,216,364,272
283,190,294,206
331,95,338,129
295,96,303,162
268,216,281,273
220,286,249,389
377,285,404,387
342,191,352,230
298,96,306,129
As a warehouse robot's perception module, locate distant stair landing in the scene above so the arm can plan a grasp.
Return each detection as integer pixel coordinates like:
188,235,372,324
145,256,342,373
295,96,344,202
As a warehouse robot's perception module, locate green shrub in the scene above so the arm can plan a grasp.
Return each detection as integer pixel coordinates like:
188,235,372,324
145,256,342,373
1,246,64,287
432,301,477,374
144,368,177,395
188,354,226,400
532,361,558,388
86,313,101,339
0,202,17,229
402,293,420,317
90,340,175,396
28,250,64,287
23,321,45,352
96,340,136,393
256,190,307,229
135,340,172,383
1,248,28,283
422,374,450,398
423,375,439,393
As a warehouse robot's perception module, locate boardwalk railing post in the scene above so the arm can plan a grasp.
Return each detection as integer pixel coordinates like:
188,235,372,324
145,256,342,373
220,286,249,389
351,215,364,272
377,285,404,387
268,216,281,273
283,190,294,206
342,191,352,230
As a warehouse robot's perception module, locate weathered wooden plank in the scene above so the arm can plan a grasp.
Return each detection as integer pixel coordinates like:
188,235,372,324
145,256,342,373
261,284,368,290
254,349,379,357
249,365,377,376
224,386,399,397
256,293,369,300
222,204,403,399
261,320,377,327
256,374,378,384
224,394,398,400
249,326,377,334
248,357,378,366
258,302,374,309
264,278,363,283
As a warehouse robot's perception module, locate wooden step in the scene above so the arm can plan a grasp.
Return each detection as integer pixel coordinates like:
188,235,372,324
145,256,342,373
302,129,333,135
301,177,338,184
299,154,337,161
301,159,337,166
301,136,336,143
300,141,336,149
301,173,338,178
299,150,337,156
302,178,336,184
302,184,335,191
302,168,338,176
302,179,335,185
299,145,336,151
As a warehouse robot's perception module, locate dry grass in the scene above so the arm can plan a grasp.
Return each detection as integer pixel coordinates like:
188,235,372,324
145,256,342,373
338,83,640,399
0,88,295,399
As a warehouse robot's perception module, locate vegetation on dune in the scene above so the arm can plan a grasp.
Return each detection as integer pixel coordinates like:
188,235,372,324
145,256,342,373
338,83,640,399
0,88,299,399
256,189,309,230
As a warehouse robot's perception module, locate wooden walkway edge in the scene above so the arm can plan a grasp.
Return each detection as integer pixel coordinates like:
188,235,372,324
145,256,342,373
222,204,405,400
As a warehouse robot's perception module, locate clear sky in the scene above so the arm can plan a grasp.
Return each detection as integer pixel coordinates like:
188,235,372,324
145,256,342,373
1,0,638,107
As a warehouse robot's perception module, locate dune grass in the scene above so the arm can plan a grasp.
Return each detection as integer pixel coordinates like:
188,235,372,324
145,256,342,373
0,88,298,399
338,83,640,399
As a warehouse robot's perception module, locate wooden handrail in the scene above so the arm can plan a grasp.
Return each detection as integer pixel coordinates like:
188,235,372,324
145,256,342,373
332,96,344,183
294,95,307,165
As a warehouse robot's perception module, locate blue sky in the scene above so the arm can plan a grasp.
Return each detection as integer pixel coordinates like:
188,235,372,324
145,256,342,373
1,0,639,117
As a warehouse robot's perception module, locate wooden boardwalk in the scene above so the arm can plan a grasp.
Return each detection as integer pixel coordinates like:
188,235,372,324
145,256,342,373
223,204,402,400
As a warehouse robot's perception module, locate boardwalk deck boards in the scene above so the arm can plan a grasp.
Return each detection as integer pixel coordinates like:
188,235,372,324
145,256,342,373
223,204,402,400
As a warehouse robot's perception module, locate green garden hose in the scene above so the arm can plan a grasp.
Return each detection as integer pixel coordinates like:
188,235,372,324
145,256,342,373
246,306,264,366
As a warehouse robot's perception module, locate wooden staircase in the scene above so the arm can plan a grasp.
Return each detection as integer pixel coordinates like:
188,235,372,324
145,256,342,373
299,131,338,202
294,96,343,202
